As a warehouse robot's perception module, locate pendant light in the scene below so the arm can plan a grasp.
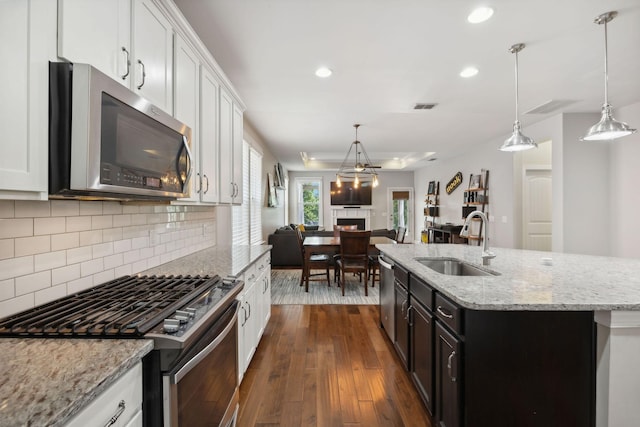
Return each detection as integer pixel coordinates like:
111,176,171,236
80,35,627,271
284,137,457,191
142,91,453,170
580,11,636,141
335,124,380,188
500,43,537,152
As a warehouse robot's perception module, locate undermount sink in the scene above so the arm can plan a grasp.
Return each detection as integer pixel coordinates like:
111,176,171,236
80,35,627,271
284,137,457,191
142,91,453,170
415,257,500,277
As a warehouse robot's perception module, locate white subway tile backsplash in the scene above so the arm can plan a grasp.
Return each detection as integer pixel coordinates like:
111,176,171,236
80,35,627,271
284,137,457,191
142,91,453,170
51,232,79,251
66,216,92,232
80,258,104,277
34,284,67,306
79,230,103,247
52,264,81,286
0,239,14,260
0,294,34,317
0,279,14,301
15,235,51,257
16,271,51,296
15,201,50,218
67,246,93,265
0,201,216,318
0,256,34,281
51,200,79,217
34,250,67,272
34,217,66,235
79,202,103,216
0,201,15,218
0,219,33,239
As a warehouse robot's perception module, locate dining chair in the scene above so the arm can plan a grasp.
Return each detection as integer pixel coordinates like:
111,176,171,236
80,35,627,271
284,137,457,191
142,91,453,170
332,224,359,282
295,227,331,290
395,226,407,243
336,230,371,296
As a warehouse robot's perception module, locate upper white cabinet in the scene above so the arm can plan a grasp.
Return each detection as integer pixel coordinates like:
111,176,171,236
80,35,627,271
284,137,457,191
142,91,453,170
58,0,173,112
173,33,200,202
219,87,244,204
132,0,173,112
0,0,56,200
198,66,221,204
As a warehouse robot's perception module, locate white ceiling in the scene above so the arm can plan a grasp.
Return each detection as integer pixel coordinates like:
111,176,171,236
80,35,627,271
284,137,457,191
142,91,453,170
173,0,640,172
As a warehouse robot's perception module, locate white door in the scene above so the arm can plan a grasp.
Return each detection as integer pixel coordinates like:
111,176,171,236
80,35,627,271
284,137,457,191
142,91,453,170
523,168,552,251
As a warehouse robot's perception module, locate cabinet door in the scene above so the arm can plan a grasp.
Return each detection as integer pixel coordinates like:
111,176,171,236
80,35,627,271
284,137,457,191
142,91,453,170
0,0,54,200
258,256,271,336
219,87,234,203
393,281,409,369
132,0,173,112
173,33,199,202
435,322,461,427
57,0,131,85
232,103,244,204
411,301,434,415
199,66,220,203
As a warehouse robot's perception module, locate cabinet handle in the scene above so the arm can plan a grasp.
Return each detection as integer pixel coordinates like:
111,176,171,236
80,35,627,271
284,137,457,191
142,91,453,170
195,172,201,193
436,305,454,319
447,351,457,382
203,174,209,194
121,47,130,80
240,305,247,326
406,305,414,326
246,301,251,319
137,59,146,89
103,400,126,427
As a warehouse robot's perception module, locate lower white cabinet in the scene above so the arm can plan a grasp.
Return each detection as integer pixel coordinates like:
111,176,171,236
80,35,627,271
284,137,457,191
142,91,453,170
65,362,142,427
237,252,272,383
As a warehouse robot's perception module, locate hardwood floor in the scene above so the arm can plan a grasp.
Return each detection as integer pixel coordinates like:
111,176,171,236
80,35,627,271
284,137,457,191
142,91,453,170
237,305,433,427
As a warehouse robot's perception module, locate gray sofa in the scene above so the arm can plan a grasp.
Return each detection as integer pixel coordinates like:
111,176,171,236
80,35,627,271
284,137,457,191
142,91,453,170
268,226,397,267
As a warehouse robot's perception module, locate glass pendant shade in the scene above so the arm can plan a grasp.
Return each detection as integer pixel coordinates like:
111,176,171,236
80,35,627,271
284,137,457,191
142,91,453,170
581,11,636,141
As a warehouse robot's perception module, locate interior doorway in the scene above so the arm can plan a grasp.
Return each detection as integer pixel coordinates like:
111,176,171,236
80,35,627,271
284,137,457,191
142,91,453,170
387,187,413,242
522,167,552,251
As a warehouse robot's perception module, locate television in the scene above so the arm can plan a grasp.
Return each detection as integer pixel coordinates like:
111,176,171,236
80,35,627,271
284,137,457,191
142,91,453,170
330,181,372,206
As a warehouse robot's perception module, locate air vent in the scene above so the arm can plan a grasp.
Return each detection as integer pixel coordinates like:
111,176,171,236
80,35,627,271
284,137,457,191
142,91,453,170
414,103,437,110
525,99,576,115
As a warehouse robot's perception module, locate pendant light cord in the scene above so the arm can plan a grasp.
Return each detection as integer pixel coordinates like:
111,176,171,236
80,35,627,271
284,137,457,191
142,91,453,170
603,19,609,105
514,49,520,122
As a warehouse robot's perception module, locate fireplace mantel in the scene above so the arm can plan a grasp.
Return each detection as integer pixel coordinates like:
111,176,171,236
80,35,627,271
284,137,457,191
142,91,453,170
331,208,371,230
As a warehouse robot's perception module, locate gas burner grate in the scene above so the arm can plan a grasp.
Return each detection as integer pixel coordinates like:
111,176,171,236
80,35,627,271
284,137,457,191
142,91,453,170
0,275,221,337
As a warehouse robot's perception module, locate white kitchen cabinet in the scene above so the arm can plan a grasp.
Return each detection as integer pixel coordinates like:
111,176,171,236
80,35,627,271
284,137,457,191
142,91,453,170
173,32,200,202
219,87,244,204
0,0,55,200
132,0,173,112
198,66,221,203
65,362,143,427
58,0,173,112
237,268,259,383
256,254,272,338
58,0,131,85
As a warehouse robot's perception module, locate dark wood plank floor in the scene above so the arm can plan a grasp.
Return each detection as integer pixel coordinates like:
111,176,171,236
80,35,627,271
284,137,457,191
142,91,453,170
237,305,433,427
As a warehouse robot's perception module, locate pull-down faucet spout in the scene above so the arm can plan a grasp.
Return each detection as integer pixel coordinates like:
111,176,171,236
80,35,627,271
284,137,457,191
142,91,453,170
460,210,496,266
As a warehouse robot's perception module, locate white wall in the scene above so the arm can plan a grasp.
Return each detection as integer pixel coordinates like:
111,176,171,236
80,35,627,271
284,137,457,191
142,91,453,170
0,200,217,318
287,170,414,231
610,102,640,258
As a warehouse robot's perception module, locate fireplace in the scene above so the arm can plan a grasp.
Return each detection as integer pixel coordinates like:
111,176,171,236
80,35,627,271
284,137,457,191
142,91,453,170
336,218,366,230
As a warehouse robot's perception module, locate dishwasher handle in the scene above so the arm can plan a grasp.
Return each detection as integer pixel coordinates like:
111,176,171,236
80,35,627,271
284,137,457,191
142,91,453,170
378,256,394,270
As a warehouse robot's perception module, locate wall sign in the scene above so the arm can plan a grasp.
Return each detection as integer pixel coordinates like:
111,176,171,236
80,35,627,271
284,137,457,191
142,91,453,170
446,172,463,194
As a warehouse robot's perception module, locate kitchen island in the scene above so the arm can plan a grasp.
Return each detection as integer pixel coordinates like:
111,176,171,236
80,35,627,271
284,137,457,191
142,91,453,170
377,243,640,427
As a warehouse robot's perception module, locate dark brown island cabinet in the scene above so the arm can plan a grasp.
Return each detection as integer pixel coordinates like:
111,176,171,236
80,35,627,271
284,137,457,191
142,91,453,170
389,262,596,427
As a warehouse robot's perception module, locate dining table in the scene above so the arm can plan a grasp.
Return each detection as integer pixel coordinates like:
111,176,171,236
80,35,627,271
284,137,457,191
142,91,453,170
302,235,396,292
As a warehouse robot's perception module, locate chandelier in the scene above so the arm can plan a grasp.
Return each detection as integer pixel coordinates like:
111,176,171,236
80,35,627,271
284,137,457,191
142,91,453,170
336,124,380,188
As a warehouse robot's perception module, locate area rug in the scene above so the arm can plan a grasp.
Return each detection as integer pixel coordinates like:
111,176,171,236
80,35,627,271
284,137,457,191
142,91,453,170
270,269,380,305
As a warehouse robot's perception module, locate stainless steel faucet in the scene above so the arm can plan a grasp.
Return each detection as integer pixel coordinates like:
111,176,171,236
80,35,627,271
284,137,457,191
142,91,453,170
460,210,496,265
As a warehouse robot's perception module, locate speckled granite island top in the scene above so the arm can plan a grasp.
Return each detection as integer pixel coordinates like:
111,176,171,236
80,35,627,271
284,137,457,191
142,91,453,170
377,244,640,311
142,244,272,277
0,338,152,427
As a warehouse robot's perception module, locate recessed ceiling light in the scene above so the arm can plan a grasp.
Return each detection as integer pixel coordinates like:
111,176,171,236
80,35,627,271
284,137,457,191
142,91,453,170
460,66,479,78
315,67,332,78
467,7,494,23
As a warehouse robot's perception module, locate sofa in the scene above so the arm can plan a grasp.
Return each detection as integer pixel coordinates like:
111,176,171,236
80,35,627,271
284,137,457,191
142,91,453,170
268,225,397,267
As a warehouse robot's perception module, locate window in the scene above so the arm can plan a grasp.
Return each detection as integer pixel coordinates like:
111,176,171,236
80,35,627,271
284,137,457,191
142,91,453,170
388,188,413,241
295,178,323,226
232,141,263,245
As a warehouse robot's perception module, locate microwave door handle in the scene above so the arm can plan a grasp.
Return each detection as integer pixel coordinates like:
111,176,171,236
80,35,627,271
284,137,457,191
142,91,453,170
178,135,193,192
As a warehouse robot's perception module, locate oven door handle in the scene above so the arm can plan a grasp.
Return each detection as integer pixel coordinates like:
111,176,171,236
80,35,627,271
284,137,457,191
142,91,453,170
172,302,240,384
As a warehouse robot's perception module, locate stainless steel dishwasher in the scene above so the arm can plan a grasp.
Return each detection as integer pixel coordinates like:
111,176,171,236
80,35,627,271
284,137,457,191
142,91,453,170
379,255,395,341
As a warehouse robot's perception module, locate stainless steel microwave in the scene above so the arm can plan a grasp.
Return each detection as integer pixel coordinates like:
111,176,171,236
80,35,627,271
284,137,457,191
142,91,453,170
49,62,192,200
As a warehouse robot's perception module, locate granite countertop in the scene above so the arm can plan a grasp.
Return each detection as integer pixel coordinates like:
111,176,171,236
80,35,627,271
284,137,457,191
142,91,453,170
142,244,272,278
377,243,640,311
0,338,153,427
